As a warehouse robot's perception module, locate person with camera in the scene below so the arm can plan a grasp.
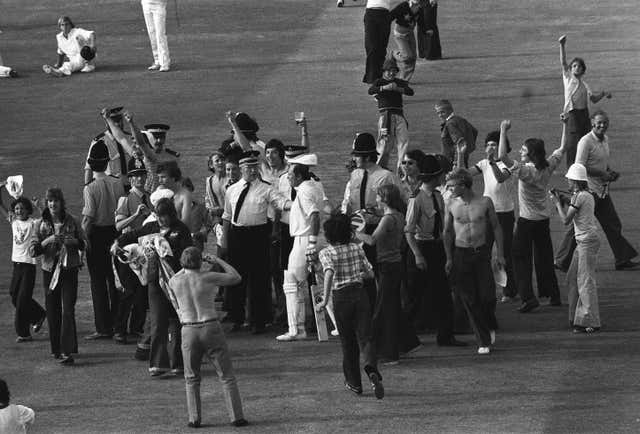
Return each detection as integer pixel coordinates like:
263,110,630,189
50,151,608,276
554,111,639,271
42,16,96,77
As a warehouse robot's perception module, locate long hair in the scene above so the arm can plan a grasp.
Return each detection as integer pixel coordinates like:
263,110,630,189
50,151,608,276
323,213,352,245
377,184,406,215
41,187,67,224
524,138,549,170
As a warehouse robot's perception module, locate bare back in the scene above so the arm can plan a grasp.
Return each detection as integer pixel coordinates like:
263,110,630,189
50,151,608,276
169,270,220,324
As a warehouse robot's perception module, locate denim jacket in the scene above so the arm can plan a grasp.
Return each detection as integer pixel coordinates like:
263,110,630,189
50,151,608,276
30,212,85,272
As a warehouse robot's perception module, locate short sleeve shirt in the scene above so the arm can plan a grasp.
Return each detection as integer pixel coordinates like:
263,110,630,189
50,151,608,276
405,187,440,240
222,179,287,227
570,190,598,241
511,149,563,220
346,165,397,214
319,243,373,290
289,180,323,237
562,70,592,113
575,131,610,198
0,404,35,434
57,28,93,58
82,176,126,226
475,159,515,212
11,217,37,264
115,189,149,232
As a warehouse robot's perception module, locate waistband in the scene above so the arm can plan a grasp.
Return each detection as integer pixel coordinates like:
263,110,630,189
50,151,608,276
455,244,489,253
334,282,363,292
230,223,269,231
379,108,404,116
568,108,589,114
181,318,219,326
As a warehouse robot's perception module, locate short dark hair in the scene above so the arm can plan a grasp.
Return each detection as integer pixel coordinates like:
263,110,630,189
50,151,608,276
591,109,609,121
523,138,549,170
405,149,426,162
157,161,182,181
485,130,510,153
155,197,178,222
180,247,202,270
11,196,34,216
265,139,285,161
569,57,586,73
445,168,473,189
323,213,353,245
291,164,312,181
0,379,9,405
208,151,225,174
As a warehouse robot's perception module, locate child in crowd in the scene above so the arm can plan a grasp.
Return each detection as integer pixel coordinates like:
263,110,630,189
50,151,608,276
368,57,414,171
0,379,34,434
316,213,384,399
0,186,46,343
550,164,601,333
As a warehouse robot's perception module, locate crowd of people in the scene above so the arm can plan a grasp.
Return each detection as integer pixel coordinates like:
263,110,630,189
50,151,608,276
2,2,638,432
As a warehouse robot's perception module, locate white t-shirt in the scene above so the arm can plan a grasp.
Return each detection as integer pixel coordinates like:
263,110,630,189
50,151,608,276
571,190,598,241
11,218,37,264
289,180,324,237
510,149,563,220
475,159,515,213
56,28,94,58
0,404,35,434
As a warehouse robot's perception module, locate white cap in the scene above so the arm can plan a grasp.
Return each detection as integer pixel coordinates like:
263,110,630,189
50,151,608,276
565,163,588,182
287,153,318,166
150,187,175,207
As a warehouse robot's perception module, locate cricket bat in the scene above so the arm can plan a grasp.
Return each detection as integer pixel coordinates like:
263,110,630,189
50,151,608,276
308,268,329,341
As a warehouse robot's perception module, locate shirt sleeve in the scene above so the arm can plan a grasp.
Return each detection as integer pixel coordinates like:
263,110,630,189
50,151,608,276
358,246,373,275
115,196,129,218
222,188,232,221
298,186,320,216
575,138,590,166
319,248,334,272
404,197,419,233
82,185,95,218
17,405,35,426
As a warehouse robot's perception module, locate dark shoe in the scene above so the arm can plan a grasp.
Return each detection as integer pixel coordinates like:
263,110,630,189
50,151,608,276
59,354,74,365
52,353,61,359
344,382,363,395
16,336,33,343
9,70,18,78
615,260,640,271
32,315,46,333
437,338,468,347
369,372,384,399
187,420,201,428
517,299,540,313
134,347,150,361
113,333,128,344
547,299,562,307
84,332,113,340
231,419,249,427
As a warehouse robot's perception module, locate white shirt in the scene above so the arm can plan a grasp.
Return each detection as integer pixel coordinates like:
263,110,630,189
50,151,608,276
575,131,610,198
570,190,598,241
510,149,563,220
222,178,288,227
289,180,324,237
367,0,391,8
56,27,94,58
11,218,37,264
278,173,293,225
475,159,515,212
0,404,35,434
84,131,126,178
562,70,592,113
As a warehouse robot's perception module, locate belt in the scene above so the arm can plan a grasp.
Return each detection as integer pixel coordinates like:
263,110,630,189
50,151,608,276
181,318,218,326
455,244,488,253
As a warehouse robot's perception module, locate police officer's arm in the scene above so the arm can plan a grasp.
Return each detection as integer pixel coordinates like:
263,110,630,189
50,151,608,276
81,185,95,238
115,197,148,232
101,110,136,157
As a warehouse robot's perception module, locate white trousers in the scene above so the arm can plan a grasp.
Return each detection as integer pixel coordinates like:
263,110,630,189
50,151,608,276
142,1,170,68
59,55,88,75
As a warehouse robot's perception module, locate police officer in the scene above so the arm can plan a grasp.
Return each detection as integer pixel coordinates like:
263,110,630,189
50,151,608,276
82,139,126,340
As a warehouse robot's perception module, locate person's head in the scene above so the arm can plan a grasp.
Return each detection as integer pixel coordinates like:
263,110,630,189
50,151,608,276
485,130,509,158
445,168,473,198
127,157,147,190
157,161,182,189
87,139,110,173
351,133,378,169
569,57,586,78
155,197,178,228
180,247,202,270
181,177,195,192
207,151,226,175
434,99,454,122
239,150,261,182
57,16,74,36
323,213,353,246
10,197,34,221
143,124,170,153
591,110,609,139
418,154,443,184
402,149,426,178
287,163,312,188
520,138,548,169
0,379,9,406
382,58,399,80
376,184,405,214
225,161,241,183
565,163,589,191
265,139,286,169
45,187,65,217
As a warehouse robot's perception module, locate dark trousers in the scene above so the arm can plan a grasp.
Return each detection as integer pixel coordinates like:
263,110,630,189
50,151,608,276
228,224,271,329
148,275,182,370
114,260,148,335
87,225,118,335
9,262,45,338
373,262,420,361
487,211,517,297
361,224,378,311
43,268,78,356
363,8,391,84
333,284,380,390
564,108,590,168
556,194,637,270
416,239,455,342
513,218,559,303
417,3,442,60
451,246,497,347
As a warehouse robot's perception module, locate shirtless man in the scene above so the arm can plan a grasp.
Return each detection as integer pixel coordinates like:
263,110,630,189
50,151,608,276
443,168,504,355
157,161,192,225
167,247,247,428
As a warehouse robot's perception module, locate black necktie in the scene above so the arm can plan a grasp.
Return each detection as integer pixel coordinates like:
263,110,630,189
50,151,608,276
431,191,442,239
141,193,149,208
233,181,251,224
359,170,368,210
291,186,297,201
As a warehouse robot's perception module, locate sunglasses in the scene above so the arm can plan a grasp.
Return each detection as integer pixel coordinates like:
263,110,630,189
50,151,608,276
401,160,416,166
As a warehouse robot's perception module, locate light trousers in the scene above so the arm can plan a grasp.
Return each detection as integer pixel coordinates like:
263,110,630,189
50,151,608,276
393,26,417,82
567,235,601,328
142,0,170,68
376,112,408,171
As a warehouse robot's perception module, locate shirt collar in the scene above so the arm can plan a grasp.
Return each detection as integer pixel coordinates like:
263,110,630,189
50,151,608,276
446,113,455,121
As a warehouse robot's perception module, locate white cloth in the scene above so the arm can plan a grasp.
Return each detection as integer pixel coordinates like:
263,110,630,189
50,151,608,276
5,175,23,199
0,404,35,434
278,173,292,224
56,27,93,58
141,0,170,68
11,218,37,264
289,180,323,237
575,131,610,198
475,159,515,212
366,0,391,9
0,65,13,77
510,149,563,220
562,69,592,113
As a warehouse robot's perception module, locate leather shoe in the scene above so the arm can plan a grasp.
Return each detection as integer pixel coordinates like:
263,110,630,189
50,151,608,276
187,420,201,428
437,338,467,347
615,260,640,270
345,382,362,395
84,332,113,340
231,419,249,427
113,333,127,344
517,299,540,313
368,372,384,399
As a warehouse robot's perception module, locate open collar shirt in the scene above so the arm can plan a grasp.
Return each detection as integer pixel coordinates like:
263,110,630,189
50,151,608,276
222,178,288,227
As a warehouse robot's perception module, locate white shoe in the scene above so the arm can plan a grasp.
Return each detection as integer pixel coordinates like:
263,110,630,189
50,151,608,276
159,65,170,72
80,64,95,73
477,347,490,355
276,332,306,341
337,0,344,7
490,330,496,345
42,64,63,77
331,329,339,337
148,63,161,71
